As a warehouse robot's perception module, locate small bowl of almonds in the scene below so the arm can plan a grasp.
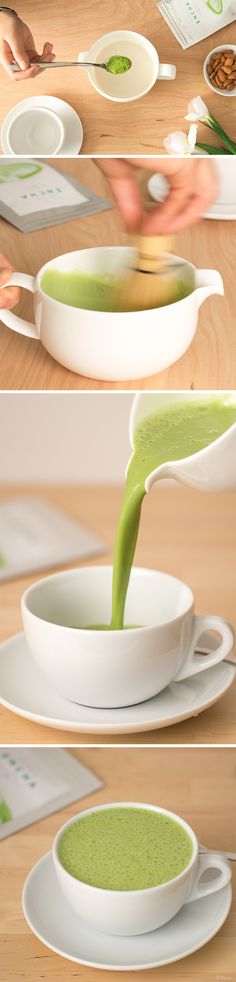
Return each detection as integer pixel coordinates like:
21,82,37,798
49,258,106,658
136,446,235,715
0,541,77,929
204,44,236,96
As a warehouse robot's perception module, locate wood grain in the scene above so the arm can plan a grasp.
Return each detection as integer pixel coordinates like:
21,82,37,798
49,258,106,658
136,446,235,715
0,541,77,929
0,0,235,154
0,483,235,746
0,157,236,391
0,746,235,981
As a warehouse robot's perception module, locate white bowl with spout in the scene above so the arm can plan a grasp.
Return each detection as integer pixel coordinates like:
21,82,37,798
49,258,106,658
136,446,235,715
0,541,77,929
129,393,236,492
0,247,224,381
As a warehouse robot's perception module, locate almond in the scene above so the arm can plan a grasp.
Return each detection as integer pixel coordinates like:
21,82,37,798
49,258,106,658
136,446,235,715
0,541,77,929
207,48,236,91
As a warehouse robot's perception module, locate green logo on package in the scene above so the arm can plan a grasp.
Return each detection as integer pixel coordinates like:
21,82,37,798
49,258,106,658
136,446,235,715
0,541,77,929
0,162,42,183
206,0,223,13
0,799,12,823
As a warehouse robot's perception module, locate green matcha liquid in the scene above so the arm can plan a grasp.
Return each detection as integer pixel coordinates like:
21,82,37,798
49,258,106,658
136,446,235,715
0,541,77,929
58,806,193,890
111,398,236,630
40,268,193,313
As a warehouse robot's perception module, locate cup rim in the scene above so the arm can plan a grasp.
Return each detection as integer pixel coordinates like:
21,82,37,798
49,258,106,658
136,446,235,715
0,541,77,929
53,801,198,897
84,30,159,103
203,45,236,97
7,105,64,154
21,564,194,633
35,246,196,317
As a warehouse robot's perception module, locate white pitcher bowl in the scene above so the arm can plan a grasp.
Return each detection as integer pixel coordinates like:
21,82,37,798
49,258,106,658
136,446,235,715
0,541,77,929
0,247,224,382
129,393,236,492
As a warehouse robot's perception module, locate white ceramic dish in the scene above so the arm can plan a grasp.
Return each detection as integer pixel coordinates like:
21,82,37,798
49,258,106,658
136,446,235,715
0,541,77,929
0,632,234,733
203,45,236,97
77,30,176,102
22,851,232,970
7,106,64,155
0,247,223,381
148,159,236,220
1,95,83,156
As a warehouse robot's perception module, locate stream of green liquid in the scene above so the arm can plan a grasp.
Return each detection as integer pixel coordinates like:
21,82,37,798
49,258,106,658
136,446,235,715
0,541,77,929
110,398,236,630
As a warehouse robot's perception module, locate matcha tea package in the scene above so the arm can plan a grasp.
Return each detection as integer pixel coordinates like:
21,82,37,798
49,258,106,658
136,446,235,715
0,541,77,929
158,1,236,49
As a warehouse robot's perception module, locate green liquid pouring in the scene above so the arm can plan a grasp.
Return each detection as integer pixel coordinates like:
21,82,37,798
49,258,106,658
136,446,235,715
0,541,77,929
111,398,236,630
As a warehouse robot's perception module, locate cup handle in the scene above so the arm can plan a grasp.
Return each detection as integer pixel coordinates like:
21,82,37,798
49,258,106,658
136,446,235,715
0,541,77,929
77,50,90,71
158,63,176,81
0,272,39,340
185,852,231,904
175,615,234,681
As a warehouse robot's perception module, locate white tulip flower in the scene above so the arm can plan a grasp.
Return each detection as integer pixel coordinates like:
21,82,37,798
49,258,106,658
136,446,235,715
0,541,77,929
185,96,209,122
164,124,197,156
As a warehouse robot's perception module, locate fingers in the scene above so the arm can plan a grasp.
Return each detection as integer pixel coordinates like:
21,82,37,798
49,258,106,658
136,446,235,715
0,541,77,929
0,42,40,79
0,40,56,79
11,64,42,80
0,285,20,309
140,160,219,234
143,182,194,234
9,34,29,71
0,265,20,310
30,41,56,64
95,158,142,231
0,254,14,271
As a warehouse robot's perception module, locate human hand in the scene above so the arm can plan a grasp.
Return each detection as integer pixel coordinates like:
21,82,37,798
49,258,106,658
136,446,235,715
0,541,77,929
0,255,20,309
96,158,219,234
0,9,55,80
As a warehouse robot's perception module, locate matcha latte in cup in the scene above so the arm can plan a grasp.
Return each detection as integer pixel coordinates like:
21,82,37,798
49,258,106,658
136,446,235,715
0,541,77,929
22,395,236,709
52,802,231,935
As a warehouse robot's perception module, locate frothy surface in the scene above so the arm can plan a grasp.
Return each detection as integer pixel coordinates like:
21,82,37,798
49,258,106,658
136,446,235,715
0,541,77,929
58,806,193,890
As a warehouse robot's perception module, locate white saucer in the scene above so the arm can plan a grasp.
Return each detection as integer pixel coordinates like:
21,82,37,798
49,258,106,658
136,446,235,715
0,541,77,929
1,95,83,156
0,632,234,734
22,851,232,970
148,159,236,220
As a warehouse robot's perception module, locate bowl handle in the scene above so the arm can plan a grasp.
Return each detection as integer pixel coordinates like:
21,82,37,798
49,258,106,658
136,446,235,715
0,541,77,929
0,272,39,339
194,268,224,307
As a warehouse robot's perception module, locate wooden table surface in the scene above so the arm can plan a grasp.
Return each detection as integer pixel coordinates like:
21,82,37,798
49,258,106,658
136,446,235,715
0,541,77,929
1,746,235,981
0,483,235,746
0,1,235,154
0,157,236,391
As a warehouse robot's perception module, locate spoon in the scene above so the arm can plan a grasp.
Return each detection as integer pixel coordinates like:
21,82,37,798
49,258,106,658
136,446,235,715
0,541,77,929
10,56,132,75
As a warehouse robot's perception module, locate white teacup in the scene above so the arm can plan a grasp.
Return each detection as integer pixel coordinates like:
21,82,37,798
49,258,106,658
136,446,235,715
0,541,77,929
21,566,234,708
7,106,64,155
78,30,176,102
0,247,223,381
53,802,231,936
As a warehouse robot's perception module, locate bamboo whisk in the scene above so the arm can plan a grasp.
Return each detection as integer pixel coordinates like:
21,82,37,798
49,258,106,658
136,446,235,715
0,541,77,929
116,170,176,313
